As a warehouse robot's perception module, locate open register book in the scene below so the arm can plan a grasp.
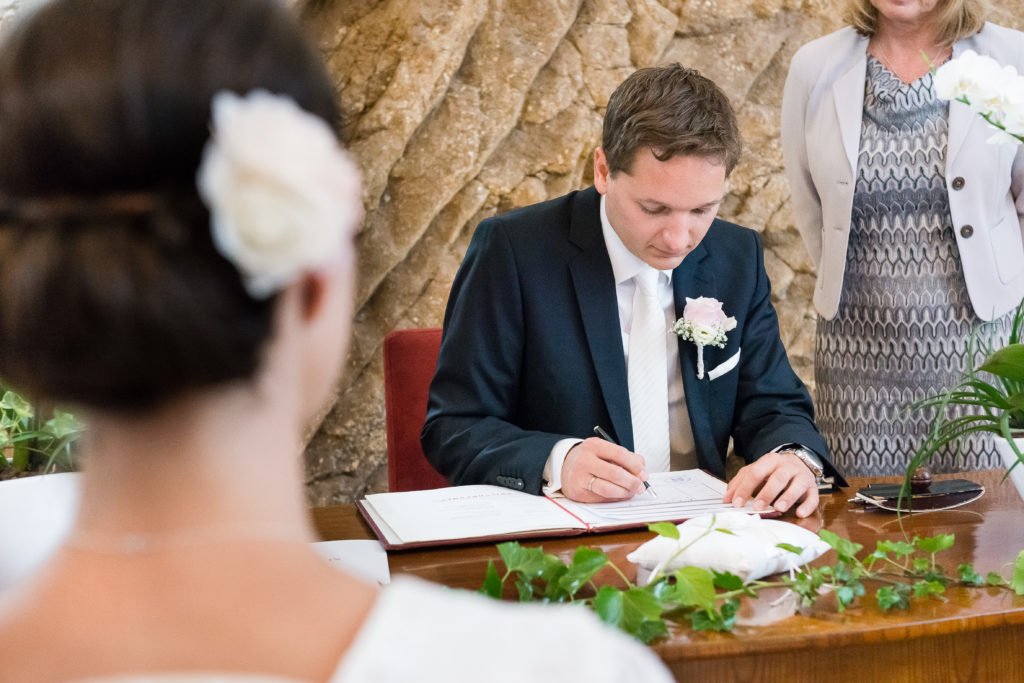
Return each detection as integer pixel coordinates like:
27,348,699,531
357,469,770,550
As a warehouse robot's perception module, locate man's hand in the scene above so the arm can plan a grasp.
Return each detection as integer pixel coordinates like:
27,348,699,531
560,437,648,502
723,451,819,518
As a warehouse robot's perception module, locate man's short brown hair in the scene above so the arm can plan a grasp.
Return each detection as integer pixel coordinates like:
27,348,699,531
602,63,742,176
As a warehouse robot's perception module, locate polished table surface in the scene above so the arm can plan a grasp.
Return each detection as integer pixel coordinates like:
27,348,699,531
312,471,1024,682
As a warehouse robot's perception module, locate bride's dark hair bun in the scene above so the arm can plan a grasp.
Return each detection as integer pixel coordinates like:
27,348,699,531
0,0,341,412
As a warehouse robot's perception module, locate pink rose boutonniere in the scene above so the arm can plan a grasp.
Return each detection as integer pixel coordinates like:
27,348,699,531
671,297,737,379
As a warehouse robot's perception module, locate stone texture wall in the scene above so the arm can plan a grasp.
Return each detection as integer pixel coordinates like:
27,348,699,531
301,0,1024,505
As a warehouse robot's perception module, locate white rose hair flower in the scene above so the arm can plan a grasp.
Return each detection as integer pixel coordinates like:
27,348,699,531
672,296,737,379
934,50,1024,146
197,90,363,299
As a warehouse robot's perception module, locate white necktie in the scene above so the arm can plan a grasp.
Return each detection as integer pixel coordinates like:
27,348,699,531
628,269,671,473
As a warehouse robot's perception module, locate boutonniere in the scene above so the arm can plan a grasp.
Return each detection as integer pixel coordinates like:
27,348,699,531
672,297,737,379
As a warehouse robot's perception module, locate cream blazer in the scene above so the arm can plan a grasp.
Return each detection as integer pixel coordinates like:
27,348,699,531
781,24,1024,321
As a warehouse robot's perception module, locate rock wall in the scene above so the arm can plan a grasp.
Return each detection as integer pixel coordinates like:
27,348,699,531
301,0,1024,504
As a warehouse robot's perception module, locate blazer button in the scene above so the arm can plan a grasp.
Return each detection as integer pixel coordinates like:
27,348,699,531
951,177,965,190
960,224,974,238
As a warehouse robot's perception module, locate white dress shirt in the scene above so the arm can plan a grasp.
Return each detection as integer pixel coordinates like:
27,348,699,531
543,196,696,493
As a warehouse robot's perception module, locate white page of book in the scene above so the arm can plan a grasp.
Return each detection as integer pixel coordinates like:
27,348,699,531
312,539,391,585
554,469,748,525
363,485,582,544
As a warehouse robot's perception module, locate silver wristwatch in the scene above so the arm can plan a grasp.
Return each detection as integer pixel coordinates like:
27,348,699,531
781,446,824,482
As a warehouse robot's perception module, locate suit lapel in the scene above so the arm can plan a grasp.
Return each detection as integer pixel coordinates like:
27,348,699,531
832,52,868,177
946,41,975,168
672,242,716,465
568,189,634,448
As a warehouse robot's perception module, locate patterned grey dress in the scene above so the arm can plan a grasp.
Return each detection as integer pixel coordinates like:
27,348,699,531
815,56,1007,477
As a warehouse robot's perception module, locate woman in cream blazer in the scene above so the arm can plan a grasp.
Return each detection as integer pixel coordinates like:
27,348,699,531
783,22,1024,323
781,1,1024,476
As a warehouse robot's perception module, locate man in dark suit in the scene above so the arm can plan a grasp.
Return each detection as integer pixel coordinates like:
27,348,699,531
422,64,843,518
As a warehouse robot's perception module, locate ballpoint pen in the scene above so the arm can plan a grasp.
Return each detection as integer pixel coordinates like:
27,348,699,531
592,425,657,497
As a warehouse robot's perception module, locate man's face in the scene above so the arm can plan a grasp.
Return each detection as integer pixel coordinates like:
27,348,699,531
594,147,726,271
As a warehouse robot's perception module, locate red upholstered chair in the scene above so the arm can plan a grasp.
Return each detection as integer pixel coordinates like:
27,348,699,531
382,328,450,492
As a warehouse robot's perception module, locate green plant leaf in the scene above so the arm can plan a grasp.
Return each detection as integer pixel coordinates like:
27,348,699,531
980,344,1024,382
515,575,535,602
42,411,83,440
480,560,502,599
1012,550,1024,596
877,539,915,556
916,534,955,554
0,391,33,420
911,557,931,573
776,542,804,555
688,598,739,632
497,542,550,578
711,570,744,592
593,585,624,626
669,566,716,610
819,529,863,561
557,547,608,597
634,618,669,644
957,563,985,586
912,580,946,599
987,572,1008,587
876,585,909,610
647,522,679,540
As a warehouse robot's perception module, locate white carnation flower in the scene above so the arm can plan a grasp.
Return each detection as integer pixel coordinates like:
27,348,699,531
197,90,363,298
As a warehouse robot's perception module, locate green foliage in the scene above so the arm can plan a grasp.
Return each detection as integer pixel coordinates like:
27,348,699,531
481,530,1024,643
906,297,1024,500
0,388,84,475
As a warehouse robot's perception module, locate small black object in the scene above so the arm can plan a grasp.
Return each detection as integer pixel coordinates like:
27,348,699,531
855,478,984,513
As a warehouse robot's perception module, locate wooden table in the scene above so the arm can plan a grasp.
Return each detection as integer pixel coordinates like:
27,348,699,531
312,471,1024,682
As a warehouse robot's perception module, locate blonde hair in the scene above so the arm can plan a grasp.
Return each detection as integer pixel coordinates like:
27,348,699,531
842,0,987,46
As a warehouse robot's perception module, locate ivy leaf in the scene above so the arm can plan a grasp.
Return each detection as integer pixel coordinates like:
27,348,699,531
634,618,669,644
712,570,744,592
916,534,955,554
987,572,1008,587
542,561,570,601
876,585,909,610
593,585,624,627
912,580,946,599
689,598,739,632
669,566,717,610
647,522,679,540
515,575,535,602
957,563,985,586
1012,550,1024,596
479,560,502,599
497,542,551,578
557,547,609,597
819,529,863,561
619,587,666,642
912,557,931,573
877,539,915,557
776,542,804,555
0,391,33,420
42,411,84,440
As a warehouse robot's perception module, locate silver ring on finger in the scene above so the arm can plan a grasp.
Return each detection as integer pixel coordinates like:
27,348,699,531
587,474,597,493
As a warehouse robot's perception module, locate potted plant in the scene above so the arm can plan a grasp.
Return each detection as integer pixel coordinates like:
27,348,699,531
0,386,84,481
906,298,1024,498
902,52,1024,497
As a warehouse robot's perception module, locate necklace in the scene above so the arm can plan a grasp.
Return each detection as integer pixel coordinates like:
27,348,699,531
64,523,310,554
871,43,952,84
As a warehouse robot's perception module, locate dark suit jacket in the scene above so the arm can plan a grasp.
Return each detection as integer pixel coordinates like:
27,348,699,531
422,187,841,494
